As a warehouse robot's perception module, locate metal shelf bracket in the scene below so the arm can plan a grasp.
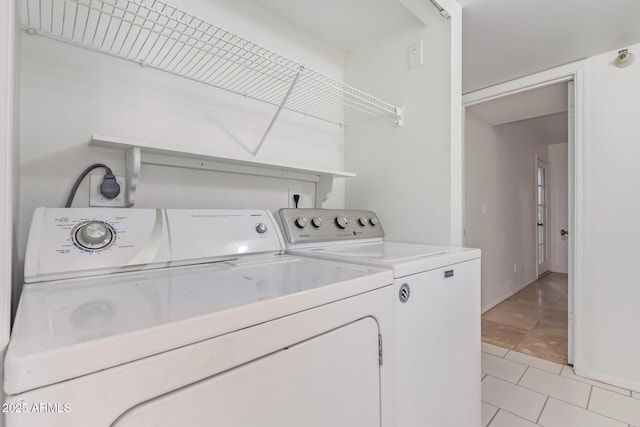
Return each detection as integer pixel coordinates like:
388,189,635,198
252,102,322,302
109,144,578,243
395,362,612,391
253,66,303,156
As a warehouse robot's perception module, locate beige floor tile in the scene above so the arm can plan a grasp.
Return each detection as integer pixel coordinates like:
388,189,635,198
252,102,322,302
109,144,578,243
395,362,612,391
482,319,527,349
481,402,498,427
588,386,640,425
482,375,546,422
489,410,539,427
482,342,509,357
531,318,568,340
482,310,538,331
482,353,527,383
633,391,640,399
505,350,563,374
515,330,568,365
496,301,547,319
541,309,568,324
560,366,630,396
538,398,627,427
518,367,591,408
482,274,569,366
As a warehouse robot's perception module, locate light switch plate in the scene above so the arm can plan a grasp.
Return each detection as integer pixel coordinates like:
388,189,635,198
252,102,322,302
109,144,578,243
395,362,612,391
408,40,423,70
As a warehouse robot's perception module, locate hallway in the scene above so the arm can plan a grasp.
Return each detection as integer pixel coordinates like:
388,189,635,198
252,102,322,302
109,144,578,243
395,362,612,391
481,273,568,364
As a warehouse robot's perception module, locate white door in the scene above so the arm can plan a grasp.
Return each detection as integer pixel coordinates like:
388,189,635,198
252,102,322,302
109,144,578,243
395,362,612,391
536,158,550,276
549,144,569,274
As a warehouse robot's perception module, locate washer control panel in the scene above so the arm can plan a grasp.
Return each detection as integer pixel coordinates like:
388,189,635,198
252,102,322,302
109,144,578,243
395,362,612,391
279,209,384,245
24,208,284,283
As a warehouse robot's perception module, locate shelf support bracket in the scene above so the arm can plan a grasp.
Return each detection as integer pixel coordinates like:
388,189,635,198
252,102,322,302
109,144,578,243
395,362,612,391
125,147,141,207
315,174,335,208
394,107,404,127
252,66,303,156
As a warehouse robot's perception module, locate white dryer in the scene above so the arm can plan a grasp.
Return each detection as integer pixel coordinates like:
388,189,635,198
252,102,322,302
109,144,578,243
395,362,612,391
4,208,395,427
278,208,482,427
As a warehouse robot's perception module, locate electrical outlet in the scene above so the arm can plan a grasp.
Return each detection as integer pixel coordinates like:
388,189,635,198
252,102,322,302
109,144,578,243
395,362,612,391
287,188,313,208
407,40,423,70
89,174,127,207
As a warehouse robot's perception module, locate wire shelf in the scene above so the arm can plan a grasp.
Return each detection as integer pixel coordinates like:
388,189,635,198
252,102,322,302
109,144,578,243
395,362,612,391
22,0,403,128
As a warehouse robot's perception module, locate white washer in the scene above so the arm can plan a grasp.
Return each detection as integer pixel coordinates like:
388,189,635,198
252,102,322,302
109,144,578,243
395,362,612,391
4,208,395,427
278,208,481,427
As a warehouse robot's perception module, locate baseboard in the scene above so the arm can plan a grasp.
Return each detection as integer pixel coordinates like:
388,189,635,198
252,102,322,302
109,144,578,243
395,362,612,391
481,277,537,314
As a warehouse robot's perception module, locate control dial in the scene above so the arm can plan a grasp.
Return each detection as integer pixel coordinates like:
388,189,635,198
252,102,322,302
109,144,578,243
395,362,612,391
311,217,323,228
295,217,308,229
335,216,348,229
358,217,368,226
75,221,114,250
369,217,379,226
256,223,268,234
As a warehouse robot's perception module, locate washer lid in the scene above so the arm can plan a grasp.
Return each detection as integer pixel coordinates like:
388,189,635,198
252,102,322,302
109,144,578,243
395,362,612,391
295,241,481,277
5,256,392,395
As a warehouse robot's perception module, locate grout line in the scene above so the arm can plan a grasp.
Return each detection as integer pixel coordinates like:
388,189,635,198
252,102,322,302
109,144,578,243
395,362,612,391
586,385,593,409
536,396,550,424
486,407,499,426
516,365,529,385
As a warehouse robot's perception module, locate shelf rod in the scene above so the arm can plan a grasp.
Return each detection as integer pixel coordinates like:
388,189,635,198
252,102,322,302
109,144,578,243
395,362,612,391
252,66,302,156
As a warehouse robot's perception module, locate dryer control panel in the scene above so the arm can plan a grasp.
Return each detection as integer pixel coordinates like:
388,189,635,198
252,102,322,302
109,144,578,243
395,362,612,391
279,209,384,245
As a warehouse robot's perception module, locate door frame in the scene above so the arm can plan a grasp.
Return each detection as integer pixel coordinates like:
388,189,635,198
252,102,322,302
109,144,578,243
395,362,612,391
1,0,16,420
462,60,587,368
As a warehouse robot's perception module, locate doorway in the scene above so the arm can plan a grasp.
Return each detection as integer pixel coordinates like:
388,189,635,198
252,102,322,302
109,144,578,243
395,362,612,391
463,73,579,365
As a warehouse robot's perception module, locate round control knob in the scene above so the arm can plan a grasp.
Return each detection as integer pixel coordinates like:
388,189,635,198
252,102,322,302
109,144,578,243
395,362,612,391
256,223,268,234
335,216,348,229
295,217,308,229
358,217,368,226
75,221,113,250
369,217,379,226
311,217,323,228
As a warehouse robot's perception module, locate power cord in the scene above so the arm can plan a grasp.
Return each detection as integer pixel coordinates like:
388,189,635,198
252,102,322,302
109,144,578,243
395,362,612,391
65,163,120,208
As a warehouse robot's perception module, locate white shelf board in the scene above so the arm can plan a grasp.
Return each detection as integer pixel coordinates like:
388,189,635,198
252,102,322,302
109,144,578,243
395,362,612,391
90,134,354,207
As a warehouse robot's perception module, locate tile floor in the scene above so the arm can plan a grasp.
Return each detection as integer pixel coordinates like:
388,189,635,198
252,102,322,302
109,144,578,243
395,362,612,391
482,272,568,364
481,342,640,426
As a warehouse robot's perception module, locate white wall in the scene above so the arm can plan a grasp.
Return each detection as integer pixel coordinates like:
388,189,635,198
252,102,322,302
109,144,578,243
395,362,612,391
465,112,550,311
578,43,640,390
17,0,350,297
344,8,454,245
549,143,568,274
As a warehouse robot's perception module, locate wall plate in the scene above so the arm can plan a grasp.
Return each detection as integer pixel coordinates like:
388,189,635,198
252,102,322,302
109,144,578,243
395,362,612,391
89,174,127,207
288,188,313,208
408,40,423,70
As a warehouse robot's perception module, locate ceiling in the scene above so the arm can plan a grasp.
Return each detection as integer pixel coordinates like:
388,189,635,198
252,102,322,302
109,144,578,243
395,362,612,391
250,0,639,137
467,83,567,126
249,0,424,53
467,82,568,143
458,0,640,93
